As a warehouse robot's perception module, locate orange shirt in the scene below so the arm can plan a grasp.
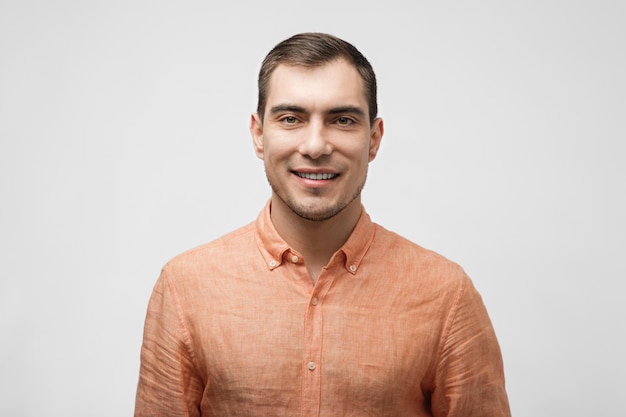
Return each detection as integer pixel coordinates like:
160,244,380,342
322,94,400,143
135,203,510,416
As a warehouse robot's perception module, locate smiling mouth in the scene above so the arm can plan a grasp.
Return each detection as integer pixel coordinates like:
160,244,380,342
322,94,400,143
294,172,338,180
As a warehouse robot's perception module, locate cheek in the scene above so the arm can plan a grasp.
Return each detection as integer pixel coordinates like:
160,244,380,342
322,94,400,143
347,145,373,167
262,136,295,158
262,147,289,177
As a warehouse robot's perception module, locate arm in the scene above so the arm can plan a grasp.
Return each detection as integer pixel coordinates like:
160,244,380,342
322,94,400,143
432,277,511,417
134,268,204,417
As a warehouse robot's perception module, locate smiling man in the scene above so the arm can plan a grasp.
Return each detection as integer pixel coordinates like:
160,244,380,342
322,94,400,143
135,33,511,416
250,57,383,282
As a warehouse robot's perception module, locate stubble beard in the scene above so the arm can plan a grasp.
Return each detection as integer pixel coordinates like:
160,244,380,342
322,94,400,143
267,173,368,222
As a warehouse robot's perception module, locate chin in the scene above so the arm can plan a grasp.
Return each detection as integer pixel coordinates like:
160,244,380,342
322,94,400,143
289,195,362,222
293,209,341,222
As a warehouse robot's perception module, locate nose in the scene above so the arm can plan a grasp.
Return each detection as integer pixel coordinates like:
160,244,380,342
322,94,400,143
298,120,332,159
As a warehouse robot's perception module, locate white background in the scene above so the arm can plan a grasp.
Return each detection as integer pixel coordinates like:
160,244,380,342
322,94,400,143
1,1,624,416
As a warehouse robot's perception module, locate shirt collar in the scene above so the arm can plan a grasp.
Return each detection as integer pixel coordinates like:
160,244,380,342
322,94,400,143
254,200,376,275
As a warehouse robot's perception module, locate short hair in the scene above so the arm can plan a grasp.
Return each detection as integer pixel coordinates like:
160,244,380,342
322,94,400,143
256,32,378,125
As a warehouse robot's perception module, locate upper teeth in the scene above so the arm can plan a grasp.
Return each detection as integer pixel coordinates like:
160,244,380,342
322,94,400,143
297,172,336,180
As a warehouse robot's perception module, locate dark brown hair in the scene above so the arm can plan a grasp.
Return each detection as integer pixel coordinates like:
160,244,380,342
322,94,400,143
256,32,378,125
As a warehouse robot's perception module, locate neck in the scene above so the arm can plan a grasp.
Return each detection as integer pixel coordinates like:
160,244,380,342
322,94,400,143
269,196,362,282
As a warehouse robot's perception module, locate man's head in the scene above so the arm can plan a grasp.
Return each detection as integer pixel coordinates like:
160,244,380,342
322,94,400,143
250,33,384,223
256,32,378,126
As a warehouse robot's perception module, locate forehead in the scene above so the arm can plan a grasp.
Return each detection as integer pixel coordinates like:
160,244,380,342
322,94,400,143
266,59,367,110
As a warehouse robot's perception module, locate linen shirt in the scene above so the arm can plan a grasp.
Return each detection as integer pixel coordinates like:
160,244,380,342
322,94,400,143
135,203,511,416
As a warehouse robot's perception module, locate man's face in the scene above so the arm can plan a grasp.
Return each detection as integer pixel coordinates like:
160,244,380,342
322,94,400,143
250,59,383,222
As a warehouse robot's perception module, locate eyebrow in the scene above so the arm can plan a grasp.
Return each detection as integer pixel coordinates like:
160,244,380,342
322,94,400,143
269,104,366,118
327,105,366,118
269,104,306,115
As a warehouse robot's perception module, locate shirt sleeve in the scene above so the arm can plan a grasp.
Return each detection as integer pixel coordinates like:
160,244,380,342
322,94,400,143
134,266,204,417
431,277,511,417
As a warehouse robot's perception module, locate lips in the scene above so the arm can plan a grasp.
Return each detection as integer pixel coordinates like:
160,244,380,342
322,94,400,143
294,172,338,180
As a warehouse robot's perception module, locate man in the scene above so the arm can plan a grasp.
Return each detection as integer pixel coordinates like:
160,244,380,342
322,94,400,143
135,32,511,416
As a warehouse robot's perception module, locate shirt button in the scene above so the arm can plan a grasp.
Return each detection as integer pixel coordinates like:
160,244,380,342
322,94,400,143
311,297,318,306
307,361,316,371
349,264,357,272
291,255,299,263
269,260,277,267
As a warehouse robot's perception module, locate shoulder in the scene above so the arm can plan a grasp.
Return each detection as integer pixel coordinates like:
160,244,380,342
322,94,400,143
371,223,469,287
160,221,257,280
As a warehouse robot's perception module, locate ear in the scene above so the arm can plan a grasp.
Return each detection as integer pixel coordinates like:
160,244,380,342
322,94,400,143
250,112,264,160
368,117,384,162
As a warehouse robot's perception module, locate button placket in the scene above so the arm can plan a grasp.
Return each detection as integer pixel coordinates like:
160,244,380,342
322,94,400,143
300,260,345,415
301,288,328,415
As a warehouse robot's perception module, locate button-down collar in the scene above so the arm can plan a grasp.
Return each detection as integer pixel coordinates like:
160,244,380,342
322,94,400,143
255,201,376,275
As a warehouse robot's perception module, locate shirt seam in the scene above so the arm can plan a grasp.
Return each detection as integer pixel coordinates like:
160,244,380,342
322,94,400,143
163,270,202,378
435,274,467,369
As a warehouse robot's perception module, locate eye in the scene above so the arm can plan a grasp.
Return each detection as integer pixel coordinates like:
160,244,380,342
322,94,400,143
280,116,299,125
336,117,355,126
